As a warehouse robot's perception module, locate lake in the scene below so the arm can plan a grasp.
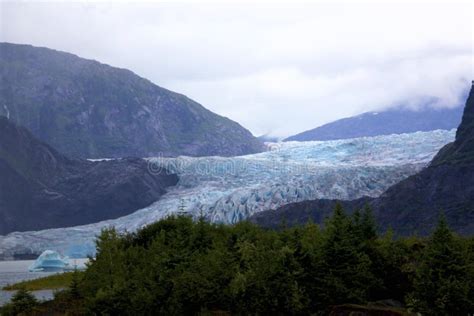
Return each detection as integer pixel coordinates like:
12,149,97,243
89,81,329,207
0,259,88,306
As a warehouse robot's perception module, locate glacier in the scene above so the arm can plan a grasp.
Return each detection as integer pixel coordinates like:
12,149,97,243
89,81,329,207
0,130,455,258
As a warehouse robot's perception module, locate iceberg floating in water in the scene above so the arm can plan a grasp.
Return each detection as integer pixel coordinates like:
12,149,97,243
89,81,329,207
0,129,456,258
29,250,69,272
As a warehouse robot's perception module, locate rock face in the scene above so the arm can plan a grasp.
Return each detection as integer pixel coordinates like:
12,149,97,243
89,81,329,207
0,116,178,234
430,84,474,166
285,106,464,142
252,83,474,235
0,43,263,158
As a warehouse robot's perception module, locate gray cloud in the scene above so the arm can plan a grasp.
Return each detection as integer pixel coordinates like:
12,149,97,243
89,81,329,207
1,1,472,137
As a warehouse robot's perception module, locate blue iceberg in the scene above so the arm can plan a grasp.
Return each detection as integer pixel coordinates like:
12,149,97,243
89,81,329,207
29,250,70,272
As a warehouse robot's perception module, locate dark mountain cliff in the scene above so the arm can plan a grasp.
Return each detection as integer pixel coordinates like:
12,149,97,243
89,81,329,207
252,83,474,235
0,116,178,234
0,43,263,158
431,84,474,167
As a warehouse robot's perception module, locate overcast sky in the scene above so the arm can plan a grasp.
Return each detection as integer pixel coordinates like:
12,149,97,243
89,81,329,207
1,1,473,137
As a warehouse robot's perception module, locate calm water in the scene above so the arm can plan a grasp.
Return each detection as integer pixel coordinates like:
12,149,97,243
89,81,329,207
0,259,88,306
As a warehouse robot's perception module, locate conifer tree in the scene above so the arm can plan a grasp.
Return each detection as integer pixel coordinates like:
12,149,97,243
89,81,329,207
69,268,82,299
410,215,474,315
1,287,38,316
315,204,375,310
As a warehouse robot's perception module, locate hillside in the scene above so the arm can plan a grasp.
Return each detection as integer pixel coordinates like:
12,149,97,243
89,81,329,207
0,43,263,158
285,106,464,142
252,83,474,235
0,116,178,234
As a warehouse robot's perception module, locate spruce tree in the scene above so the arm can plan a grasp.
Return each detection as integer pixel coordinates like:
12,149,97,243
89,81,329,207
410,215,474,315
69,268,82,299
315,204,375,311
360,204,377,241
1,287,38,316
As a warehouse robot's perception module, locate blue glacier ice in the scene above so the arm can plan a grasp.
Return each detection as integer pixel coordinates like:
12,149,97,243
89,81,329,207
65,244,97,259
0,130,456,258
29,250,69,272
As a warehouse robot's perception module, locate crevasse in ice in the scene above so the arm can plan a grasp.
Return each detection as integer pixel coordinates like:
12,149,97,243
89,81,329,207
0,130,456,258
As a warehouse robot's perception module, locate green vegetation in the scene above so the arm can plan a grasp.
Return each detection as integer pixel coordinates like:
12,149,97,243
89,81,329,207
3,206,474,315
1,287,38,316
3,271,84,291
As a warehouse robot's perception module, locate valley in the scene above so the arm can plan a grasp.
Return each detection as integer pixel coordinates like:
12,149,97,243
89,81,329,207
0,129,455,258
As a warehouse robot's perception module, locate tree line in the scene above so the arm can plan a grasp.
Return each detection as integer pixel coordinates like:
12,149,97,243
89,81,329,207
3,205,474,315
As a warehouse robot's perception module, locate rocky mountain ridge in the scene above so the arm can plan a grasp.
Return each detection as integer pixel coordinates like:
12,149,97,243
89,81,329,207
285,104,464,142
0,116,178,234
0,42,263,158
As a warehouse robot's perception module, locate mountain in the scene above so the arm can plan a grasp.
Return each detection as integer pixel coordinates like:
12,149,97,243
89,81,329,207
0,43,263,158
285,106,464,142
430,89,474,167
252,82,474,235
0,116,178,234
